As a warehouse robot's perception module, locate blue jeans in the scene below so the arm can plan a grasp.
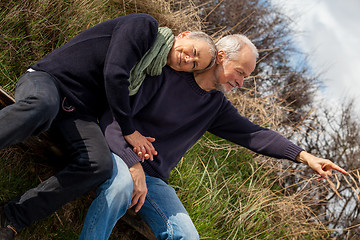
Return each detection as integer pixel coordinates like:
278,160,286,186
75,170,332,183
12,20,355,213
79,153,199,240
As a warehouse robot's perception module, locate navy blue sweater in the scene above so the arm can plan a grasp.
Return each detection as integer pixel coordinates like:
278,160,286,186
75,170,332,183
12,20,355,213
100,66,303,183
30,13,158,135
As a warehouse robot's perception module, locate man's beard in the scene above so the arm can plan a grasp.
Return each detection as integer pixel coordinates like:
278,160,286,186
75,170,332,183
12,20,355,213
215,82,227,93
213,75,227,93
213,66,238,94
214,81,238,94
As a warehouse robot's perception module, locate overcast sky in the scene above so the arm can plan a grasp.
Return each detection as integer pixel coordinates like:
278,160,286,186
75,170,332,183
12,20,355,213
270,0,360,112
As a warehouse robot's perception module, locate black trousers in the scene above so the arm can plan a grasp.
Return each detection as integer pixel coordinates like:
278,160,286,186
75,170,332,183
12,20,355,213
1,71,112,231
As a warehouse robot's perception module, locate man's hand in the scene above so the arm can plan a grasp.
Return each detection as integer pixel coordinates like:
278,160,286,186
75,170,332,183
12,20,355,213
124,130,157,161
128,162,147,212
296,151,348,180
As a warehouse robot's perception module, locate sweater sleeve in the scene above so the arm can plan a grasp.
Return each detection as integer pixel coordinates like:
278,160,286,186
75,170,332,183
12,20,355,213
100,109,142,168
208,98,303,162
104,14,158,135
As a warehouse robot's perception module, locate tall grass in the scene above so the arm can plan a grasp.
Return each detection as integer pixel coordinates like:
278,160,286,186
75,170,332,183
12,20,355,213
171,133,330,239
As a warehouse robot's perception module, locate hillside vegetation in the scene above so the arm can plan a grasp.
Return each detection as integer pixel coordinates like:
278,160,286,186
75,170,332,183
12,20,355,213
0,0,342,239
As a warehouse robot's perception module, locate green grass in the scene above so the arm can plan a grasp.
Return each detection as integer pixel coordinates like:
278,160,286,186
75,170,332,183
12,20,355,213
0,0,125,90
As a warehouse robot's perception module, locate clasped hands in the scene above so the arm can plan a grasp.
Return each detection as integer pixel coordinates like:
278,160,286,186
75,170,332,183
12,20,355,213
124,130,158,161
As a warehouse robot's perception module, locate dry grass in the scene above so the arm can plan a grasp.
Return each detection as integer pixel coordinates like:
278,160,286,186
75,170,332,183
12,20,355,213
227,88,289,128
111,0,204,33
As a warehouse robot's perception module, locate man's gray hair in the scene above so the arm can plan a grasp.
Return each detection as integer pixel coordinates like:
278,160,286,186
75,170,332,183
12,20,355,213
216,34,258,62
187,31,217,72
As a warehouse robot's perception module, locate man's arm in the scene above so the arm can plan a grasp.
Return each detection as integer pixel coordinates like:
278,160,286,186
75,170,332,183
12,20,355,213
100,110,143,167
208,98,348,176
208,100,303,161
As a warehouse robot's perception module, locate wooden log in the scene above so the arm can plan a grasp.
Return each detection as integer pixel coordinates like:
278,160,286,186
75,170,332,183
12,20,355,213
121,209,157,240
0,86,157,240
0,86,15,108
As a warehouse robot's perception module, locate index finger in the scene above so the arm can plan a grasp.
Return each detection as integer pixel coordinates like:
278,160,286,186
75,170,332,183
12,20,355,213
330,163,348,175
134,195,146,212
144,144,154,161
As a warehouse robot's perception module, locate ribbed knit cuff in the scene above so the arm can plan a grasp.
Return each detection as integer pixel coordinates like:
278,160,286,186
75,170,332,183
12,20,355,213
284,143,304,162
119,148,141,168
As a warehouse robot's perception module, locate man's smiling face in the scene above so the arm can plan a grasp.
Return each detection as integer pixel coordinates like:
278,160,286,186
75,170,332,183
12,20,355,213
214,45,256,93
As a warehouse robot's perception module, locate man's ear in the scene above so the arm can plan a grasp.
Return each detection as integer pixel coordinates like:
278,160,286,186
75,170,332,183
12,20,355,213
177,31,191,38
216,50,225,64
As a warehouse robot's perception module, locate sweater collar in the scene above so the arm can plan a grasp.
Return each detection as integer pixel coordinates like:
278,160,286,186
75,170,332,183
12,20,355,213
185,73,218,95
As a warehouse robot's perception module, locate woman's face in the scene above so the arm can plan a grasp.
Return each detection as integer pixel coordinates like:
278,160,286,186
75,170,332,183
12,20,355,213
167,33,213,72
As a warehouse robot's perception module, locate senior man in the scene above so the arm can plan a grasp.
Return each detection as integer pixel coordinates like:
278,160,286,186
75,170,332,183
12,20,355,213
79,34,347,240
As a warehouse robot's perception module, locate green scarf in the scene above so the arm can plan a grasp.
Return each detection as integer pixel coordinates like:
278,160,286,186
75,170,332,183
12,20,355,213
128,27,174,96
